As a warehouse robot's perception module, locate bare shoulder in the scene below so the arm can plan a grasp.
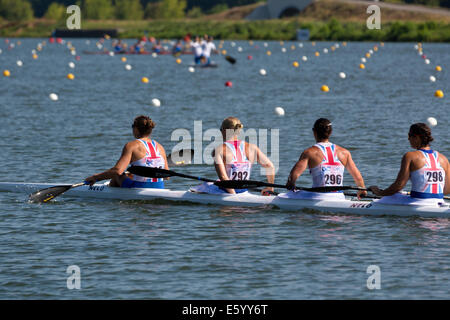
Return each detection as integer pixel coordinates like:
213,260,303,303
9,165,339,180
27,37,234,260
300,146,319,159
438,151,450,164
335,144,351,155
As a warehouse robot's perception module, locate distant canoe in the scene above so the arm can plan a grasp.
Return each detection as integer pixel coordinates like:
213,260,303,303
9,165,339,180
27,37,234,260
82,50,194,55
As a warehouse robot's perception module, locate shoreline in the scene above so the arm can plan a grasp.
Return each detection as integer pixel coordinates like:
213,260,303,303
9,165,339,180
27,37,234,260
0,19,449,42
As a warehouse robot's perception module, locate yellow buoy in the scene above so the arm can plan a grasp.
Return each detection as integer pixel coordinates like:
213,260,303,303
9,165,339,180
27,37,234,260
291,45,295,50
249,40,254,46
380,42,384,47
315,51,320,57
311,42,316,46
343,42,347,46
141,77,149,84
221,49,227,55
331,46,336,51
32,54,38,59
266,50,272,56
436,66,442,72
292,61,299,68
359,63,365,69
121,57,127,62
321,85,330,92
176,58,182,64
435,90,444,98
280,41,284,46
3,70,10,77
67,73,75,80
373,46,378,51
365,53,371,58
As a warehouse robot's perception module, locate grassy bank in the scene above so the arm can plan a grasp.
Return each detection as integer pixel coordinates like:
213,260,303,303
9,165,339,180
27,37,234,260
1,19,450,42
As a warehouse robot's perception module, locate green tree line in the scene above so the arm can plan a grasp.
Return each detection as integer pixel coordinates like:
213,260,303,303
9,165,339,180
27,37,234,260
0,0,265,20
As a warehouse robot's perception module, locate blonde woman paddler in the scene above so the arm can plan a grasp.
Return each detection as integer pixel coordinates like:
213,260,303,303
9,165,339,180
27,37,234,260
190,117,275,195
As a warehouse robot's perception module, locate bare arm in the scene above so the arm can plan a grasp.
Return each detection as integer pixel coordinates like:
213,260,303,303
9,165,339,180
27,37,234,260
213,145,235,194
85,143,133,185
156,142,170,180
254,145,275,194
370,154,411,196
286,151,309,190
442,154,450,195
343,151,367,198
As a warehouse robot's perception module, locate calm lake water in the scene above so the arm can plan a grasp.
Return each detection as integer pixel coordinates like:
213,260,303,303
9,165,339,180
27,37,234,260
0,38,449,299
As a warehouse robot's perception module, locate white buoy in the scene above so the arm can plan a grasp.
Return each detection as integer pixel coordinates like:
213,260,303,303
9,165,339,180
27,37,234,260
335,43,340,48
424,59,430,64
369,49,374,54
97,44,103,49
301,56,307,62
429,75,436,82
298,43,303,48
68,62,75,68
414,44,419,50
427,117,437,127
237,47,243,52
49,93,58,101
16,60,23,67
86,40,90,45
125,64,132,70
274,107,285,116
361,57,367,63
339,72,346,79
152,98,161,107
188,66,195,73
0,49,2,54
281,48,286,53
109,51,115,56
231,42,236,47
259,69,267,76
152,52,157,58
71,50,76,56
323,48,328,53
264,42,268,47
31,49,36,54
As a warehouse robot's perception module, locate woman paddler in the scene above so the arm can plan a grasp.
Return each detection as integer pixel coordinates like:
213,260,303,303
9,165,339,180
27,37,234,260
190,117,275,195
284,118,367,199
369,123,449,204
85,115,169,188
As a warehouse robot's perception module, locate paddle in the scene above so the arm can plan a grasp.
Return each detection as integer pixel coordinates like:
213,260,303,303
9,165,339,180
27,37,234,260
225,55,236,64
127,166,366,193
215,179,366,192
167,148,194,166
29,182,86,203
128,166,216,183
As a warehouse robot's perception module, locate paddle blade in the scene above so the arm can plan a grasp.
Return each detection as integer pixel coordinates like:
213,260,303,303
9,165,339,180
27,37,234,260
225,55,236,64
167,148,194,166
214,180,264,189
127,166,173,178
29,185,72,203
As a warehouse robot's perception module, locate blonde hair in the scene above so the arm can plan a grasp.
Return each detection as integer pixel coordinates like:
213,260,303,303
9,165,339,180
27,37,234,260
220,117,243,132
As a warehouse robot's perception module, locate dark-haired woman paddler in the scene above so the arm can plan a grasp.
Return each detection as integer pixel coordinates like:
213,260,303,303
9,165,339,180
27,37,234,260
284,118,367,200
85,115,169,188
369,123,449,205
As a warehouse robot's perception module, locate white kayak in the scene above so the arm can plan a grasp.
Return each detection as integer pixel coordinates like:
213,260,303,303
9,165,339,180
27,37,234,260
0,182,449,218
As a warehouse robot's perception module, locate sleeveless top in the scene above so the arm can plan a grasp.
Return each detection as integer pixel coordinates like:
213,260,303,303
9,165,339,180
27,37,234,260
410,150,445,199
223,140,252,181
310,142,345,188
129,139,166,183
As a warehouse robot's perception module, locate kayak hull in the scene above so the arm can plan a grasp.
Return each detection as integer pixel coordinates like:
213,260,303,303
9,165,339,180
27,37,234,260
0,182,449,218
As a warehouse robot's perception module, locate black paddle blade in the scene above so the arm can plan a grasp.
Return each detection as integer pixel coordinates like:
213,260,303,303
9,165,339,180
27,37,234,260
167,149,194,166
225,55,236,64
28,185,72,203
127,166,172,178
214,180,264,189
